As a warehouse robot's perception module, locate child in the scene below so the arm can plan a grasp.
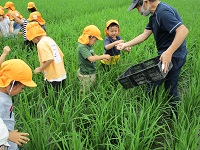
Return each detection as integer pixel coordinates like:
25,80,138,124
0,47,37,149
4,1,22,35
0,9,13,38
27,2,46,32
101,19,130,71
8,11,34,50
77,25,111,94
26,22,66,95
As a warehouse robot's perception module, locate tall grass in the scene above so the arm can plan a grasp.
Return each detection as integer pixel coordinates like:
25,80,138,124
0,0,200,149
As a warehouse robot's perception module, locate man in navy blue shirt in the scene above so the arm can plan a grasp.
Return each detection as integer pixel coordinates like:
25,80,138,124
117,0,188,117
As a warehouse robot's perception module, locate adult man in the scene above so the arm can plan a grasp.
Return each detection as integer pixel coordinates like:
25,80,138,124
117,0,188,116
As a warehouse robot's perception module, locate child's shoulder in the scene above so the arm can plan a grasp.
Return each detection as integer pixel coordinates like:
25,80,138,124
78,43,89,50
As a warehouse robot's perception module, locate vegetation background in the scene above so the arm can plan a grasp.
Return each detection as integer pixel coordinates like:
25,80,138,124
0,0,200,149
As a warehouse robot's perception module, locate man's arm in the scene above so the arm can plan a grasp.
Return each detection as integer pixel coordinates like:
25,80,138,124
117,29,152,50
164,25,188,56
160,24,189,72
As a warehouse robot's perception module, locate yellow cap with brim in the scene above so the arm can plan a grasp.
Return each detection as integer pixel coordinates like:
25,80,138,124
4,2,15,11
28,11,45,25
0,59,37,87
0,9,4,15
0,6,4,11
104,19,120,36
27,2,37,9
26,22,46,41
78,25,103,45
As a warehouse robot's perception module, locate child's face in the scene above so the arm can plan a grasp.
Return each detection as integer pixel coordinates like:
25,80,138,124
107,26,119,39
88,36,97,46
8,83,25,96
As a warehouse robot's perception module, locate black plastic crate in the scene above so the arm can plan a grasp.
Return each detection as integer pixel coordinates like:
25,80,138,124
118,56,173,89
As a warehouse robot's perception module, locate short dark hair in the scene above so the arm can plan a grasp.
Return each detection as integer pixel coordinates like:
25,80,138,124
28,8,37,13
107,23,119,30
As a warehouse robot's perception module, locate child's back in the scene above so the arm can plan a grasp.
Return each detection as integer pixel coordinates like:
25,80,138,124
0,9,12,38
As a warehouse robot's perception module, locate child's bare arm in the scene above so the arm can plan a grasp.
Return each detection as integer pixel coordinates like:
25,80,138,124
105,40,124,50
0,46,10,65
87,54,111,62
34,59,53,74
9,130,30,146
8,12,23,25
9,22,13,34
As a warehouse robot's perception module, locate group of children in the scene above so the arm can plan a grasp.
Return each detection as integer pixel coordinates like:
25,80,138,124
77,20,131,94
0,1,46,50
0,1,133,149
0,21,127,149
1,1,131,95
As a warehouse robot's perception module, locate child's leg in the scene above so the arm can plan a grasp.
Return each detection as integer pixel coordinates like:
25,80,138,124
22,40,35,51
51,79,66,93
77,72,96,95
44,79,66,97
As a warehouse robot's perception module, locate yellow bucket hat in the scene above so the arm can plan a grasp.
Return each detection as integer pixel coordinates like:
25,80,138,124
26,22,46,41
78,25,103,45
28,11,45,25
104,19,120,36
0,9,4,16
27,2,37,9
0,59,37,87
4,2,15,11
0,6,4,11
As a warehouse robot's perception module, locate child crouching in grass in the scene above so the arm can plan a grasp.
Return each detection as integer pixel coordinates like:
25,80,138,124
77,25,111,95
0,46,37,150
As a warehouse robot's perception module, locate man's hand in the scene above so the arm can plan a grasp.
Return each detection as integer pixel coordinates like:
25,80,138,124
160,50,173,73
124,47,131,52
116,43,127,50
